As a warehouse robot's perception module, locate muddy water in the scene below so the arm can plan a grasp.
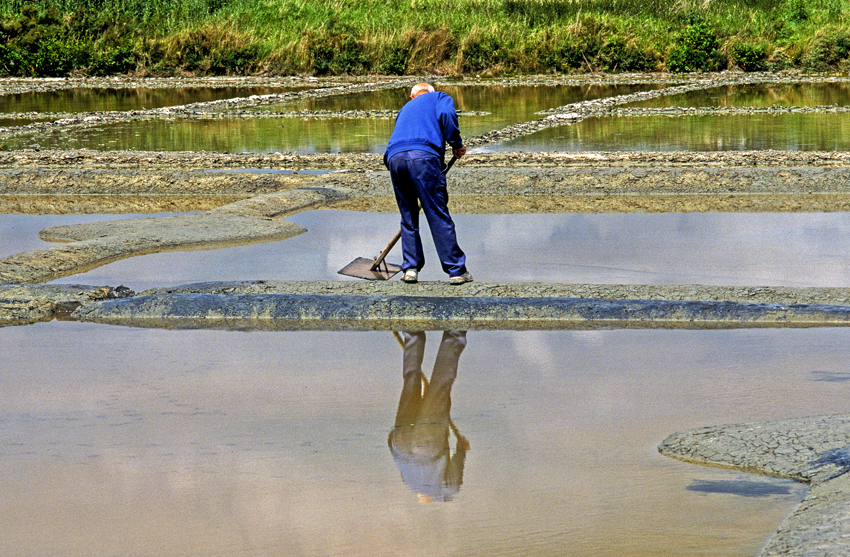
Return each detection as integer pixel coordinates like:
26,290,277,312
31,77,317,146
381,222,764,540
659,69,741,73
3,117,396,153
0,87,305,113
4,80,850,557
4,322,850,556
486,112,850,153
13,109,850,154
25,210,850,290
5,83,849,152
1,84,659,153
624,82,850,108
269,83,661,134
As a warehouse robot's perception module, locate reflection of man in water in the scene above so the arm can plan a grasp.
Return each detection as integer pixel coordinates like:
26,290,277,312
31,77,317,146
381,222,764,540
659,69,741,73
388,330,469,503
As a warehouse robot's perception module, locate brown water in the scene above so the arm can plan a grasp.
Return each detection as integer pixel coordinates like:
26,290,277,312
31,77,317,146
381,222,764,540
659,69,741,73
0,84,658,153
0,86,306,113
53,117,397,154
12,108,848,154
22,210,850,290
486,112,850,152
267,83,660,127
3,322,848,557
624,82,850,108
4,83,849,152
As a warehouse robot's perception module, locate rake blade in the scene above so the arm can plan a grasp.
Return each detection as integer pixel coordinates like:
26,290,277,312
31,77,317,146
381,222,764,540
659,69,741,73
338,257,402,281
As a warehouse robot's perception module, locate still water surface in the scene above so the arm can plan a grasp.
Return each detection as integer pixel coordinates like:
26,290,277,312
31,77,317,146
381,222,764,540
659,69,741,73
3,322,849,556
15,210,850,290
625,82,850,108
0,87,306,113
487,112,850,153
4,83,848,152
11,110,847,153
2,84,657,153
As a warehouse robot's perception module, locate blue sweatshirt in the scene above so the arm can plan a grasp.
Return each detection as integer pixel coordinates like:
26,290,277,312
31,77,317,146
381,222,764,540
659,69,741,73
384,91,464,167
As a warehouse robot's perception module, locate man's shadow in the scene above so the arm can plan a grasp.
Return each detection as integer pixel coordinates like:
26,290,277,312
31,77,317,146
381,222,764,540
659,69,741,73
388,331,469,503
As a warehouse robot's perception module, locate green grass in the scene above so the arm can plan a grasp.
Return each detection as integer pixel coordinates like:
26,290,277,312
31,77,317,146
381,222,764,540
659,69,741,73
0,0,848,76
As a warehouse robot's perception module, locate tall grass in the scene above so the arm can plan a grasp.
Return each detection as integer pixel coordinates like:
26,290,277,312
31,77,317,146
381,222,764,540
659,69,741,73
0,0,848,75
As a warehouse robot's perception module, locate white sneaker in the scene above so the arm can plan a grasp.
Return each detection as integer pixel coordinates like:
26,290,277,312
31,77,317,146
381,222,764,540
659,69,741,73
449,271,473,285
402,269,418,283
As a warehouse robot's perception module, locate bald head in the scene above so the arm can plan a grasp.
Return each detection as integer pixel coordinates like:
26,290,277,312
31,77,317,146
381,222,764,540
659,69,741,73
410,83,435,99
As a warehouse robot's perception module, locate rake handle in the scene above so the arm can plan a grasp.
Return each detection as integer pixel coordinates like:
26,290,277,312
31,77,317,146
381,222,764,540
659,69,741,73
370,155,457,271
370,229,402,271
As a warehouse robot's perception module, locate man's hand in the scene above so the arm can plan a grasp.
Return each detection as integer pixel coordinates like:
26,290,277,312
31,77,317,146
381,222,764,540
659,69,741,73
453,146,467,159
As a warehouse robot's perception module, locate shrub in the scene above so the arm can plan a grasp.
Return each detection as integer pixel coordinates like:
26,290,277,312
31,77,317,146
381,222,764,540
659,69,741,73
801,29,850,72
535,37,584,72
667,21,725,72
0,42,25,75
731,42,767,72
378,44,409,75
787,0,809,21
89,44,136,75
0,6,140,76
309,30,370,75
596,36,655,72
825,0,843,19
766,49,792,71
461,32,513,72
502,0,576,27
160,27,259,75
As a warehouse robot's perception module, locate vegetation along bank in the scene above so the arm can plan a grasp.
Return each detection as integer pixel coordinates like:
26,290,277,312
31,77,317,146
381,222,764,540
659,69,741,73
1,0,850,77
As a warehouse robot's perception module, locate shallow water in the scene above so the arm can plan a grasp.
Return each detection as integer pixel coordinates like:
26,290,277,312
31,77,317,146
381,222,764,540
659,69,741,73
624,82,850,108
4,83,849,152
265,83,660,130
16,210,850,290
3,79,850,556
0,213,188,259
0,86,306,114
484,112,850,152
12,109,848,154
2,117,397,153
4,322,849,557
1,84,658,153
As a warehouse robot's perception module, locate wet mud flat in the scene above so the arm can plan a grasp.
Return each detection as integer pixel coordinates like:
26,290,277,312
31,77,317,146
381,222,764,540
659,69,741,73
2,150,850,329
3,73,850,556
661,415,850,557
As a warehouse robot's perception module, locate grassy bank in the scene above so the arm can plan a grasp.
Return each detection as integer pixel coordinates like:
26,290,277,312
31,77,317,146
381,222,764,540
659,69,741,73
0,0,849,77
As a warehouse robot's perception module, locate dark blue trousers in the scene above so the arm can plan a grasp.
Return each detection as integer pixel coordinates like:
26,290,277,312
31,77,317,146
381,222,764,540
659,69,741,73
388,151,467,277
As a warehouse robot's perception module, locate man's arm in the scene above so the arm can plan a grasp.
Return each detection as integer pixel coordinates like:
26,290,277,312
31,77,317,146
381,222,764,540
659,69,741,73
437,94,464,154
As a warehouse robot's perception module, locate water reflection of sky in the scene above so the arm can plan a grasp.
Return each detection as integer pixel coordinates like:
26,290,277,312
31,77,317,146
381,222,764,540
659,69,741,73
0,213,188,259
3,322,847,556
2,210,843,290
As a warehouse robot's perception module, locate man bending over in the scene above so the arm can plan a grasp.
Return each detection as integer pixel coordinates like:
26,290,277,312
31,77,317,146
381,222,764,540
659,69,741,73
384,82,472,285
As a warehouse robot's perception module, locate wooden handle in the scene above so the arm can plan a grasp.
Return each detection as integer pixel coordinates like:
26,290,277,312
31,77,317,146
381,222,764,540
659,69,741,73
370,229,402,271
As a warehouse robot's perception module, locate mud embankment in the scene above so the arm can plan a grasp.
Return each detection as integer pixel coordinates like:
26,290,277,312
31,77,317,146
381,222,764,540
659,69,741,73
3,153,850,214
